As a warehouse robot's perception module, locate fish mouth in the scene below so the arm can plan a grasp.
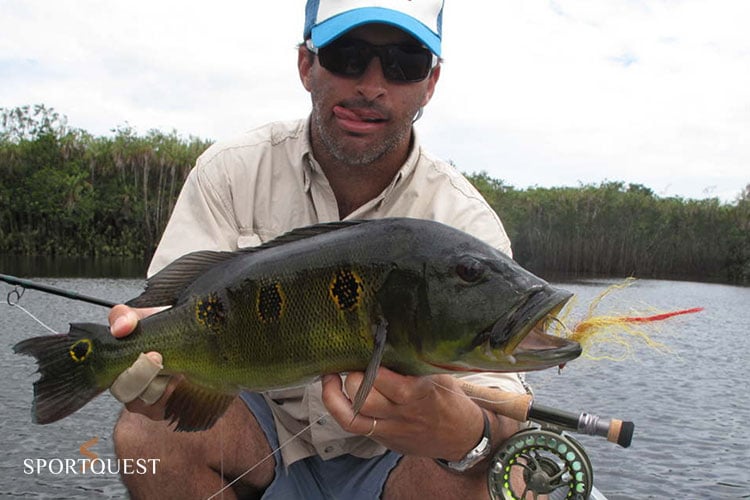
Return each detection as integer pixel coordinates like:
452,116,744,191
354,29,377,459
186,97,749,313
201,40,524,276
491,285,581,371
425,285,581,373
493,286,572,349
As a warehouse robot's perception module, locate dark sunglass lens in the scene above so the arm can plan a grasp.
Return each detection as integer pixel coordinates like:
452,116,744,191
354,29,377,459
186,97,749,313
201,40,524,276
318,40,369,76
382,46,433,82
316,39,433,82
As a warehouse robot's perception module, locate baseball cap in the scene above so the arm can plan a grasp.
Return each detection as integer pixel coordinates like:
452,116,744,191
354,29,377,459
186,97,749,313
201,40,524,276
303,0,444,56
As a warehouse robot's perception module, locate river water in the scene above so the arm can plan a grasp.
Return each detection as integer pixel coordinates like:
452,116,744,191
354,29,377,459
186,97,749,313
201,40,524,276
0,277,748,499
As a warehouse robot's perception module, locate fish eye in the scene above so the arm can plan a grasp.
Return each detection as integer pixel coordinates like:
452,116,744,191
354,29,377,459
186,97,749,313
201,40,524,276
456,257,486,283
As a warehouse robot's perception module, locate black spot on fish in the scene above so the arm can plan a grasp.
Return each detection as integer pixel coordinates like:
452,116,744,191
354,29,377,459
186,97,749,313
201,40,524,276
330,269,362,311
257,282,285,323
195,293,226,332
69,339,92,363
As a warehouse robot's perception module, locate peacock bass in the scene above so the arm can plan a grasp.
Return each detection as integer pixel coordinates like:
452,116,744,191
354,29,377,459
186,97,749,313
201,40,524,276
14,218,581,431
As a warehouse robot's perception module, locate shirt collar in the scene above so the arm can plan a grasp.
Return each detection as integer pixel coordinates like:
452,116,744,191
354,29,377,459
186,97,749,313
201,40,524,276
299,118,315,193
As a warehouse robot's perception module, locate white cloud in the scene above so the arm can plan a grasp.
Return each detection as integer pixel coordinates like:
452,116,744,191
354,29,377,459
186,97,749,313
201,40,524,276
1,0,748,201
423,0,750,201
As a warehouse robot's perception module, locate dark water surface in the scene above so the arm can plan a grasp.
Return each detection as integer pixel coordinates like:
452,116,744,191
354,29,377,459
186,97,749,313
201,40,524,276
1,278,748,499
0,255,146,278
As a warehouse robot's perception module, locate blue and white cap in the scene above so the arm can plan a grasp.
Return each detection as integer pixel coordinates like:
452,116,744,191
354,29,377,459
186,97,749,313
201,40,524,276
304,0,444,56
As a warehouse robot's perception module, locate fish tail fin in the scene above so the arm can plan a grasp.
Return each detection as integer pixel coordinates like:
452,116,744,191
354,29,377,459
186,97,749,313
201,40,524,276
13,323,112,424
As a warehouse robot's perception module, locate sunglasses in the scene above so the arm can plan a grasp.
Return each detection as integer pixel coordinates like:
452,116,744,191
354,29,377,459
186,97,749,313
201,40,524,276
306,38,438,83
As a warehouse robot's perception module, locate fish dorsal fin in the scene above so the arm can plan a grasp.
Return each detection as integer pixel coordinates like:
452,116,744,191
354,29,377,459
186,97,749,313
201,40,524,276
253,220,367,251
126,250,239,308
127,220,372,308
164,378,237,432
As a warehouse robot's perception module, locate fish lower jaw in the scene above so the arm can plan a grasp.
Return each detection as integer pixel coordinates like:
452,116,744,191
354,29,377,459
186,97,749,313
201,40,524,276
422,352,520,373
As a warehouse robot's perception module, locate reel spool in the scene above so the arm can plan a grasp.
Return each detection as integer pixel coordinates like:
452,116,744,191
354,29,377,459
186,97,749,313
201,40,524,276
488,429,594,500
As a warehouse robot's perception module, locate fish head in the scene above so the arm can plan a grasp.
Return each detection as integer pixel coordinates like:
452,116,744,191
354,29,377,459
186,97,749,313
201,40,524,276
417,242,581,373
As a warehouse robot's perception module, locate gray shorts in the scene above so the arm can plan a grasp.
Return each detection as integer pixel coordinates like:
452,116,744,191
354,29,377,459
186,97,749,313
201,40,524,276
240,391,402,499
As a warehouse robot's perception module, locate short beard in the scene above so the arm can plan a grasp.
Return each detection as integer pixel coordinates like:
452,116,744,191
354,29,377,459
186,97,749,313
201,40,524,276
310,97,416,167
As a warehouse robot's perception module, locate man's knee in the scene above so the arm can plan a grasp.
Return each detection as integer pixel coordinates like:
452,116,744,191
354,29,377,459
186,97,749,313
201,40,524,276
113,409,176,459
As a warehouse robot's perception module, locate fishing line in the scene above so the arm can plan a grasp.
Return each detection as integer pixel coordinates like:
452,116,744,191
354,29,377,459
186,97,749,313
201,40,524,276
211,383,551,500
4,285,56,333
206,414,328,500
219,414,225,500
210,380,517,499
430,379,528,408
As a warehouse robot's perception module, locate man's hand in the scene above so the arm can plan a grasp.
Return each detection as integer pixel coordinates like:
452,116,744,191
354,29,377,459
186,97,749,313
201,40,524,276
321,368,519,462
108,304,177,420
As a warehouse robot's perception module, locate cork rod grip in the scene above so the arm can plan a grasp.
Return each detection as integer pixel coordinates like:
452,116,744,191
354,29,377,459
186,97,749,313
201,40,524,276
457,380,533,422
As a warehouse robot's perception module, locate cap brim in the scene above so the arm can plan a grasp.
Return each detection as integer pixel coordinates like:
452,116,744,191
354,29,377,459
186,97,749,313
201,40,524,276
311,7,441,56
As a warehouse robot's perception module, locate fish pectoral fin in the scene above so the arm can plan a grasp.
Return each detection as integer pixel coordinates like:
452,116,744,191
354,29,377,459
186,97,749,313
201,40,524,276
164,378,237,432
127,250,240,307
351,316,388,416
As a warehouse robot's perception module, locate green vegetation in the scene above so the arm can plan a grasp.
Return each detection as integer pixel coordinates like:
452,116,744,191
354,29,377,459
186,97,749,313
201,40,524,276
0,105,211,259
469,174,749,284
1,105,748,284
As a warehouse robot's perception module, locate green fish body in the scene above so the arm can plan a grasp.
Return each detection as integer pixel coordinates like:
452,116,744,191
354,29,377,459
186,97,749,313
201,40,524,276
14,218,580,430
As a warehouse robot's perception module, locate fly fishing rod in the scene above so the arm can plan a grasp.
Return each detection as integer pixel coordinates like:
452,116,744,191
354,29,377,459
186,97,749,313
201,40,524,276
2,273,634,448
0,273,118,308
459,380,634,448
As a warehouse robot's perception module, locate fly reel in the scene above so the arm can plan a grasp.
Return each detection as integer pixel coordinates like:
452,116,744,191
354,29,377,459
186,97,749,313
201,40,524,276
488,428,594,500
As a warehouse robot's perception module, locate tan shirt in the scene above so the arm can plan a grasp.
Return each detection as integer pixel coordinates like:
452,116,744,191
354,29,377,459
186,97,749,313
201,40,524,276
149,118,527,465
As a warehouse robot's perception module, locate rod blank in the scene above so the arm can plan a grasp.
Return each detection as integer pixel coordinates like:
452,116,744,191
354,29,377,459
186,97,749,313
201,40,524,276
0,274,118,308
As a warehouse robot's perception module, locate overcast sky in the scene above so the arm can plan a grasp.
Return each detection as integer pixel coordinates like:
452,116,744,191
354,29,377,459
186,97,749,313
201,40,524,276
2,0,748,202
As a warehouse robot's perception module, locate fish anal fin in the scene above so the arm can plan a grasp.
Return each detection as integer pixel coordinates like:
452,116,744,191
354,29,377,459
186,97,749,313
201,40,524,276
164,378,237,432
351,316,388,416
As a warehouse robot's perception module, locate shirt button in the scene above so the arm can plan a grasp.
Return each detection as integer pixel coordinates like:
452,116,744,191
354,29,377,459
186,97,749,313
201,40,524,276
317,417,327,425
324,446,334,454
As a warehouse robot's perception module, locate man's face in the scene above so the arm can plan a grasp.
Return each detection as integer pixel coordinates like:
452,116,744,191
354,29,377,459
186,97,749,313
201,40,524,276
299,23,440,167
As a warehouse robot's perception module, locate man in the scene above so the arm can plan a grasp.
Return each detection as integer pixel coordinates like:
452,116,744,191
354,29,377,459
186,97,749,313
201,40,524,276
110,1,528,498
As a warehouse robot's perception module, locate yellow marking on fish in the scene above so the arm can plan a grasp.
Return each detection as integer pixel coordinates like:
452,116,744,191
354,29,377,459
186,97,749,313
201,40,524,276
329,269,363,311
195,293,226,332
257,282,286,323
69,339,93,363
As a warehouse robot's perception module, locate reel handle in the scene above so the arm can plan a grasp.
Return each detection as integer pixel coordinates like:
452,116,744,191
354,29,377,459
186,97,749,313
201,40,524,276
458,380,634,448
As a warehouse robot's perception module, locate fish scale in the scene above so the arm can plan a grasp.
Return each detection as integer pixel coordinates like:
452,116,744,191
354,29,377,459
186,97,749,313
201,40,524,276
14,218,581,431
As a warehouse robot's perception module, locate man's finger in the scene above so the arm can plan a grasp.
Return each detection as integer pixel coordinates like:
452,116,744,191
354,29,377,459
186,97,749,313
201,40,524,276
342,372,389,414
367,367,435,405
108,304,140,338
108,305,168,338
321,374,379,435
110,352,165,403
